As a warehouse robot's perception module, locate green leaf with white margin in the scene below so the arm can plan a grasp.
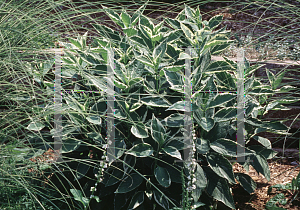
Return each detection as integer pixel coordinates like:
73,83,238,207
162,65,184,72
161,146,182,160
235,173,257,194
253,136,272,149
123,28,138,37
166,101,200,112
130,36,148,49
131,123,149,138
140,15,154,31
210,139,254,157
205,167,236,210
191,163,207,202
141,96,171,107
115,173,144,193
120,10,131,28
27,121,45,131
128,191,144,210
248,145,277,160
275,85,297,93
214,107,237,122
266,68,275,87
207,93,236,108
102,5,124,28
195,138,210,154
208,15,223,30
155,165,171,188
207,153,236,184
86,115,102,125
125,143,154,157
161,113,186,127
151,114,166,146
180,22,194,43
70,189,89,206
153,39,167,66
199,117,214,132
164,70,183,87
210,138,238,157
250,153,271,181
272,70,286,89
61,138,81,153
151,33,163,42
136,55,155,69
184,4,195,20
153,189,169,210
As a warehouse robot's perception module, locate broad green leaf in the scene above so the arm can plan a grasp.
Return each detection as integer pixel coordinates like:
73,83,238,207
210,138,237,157
125,143,154,157
195,138,210,154
205,60,234,73
192,163,207,202
128,191,144,210
130,36,148,49
115,173,143,193
162,113,186,127
70,189,89,206
123,28,138,37
184,4,195,19
244,64,265,77
151,33,163,42
69,38,81,49
199,117,214,132
166,101,199,112
153,39,167,66
136,55,155,69
205,167,236,210
131,124,149,138
141,96,171,107
162,65,184,72
207,153,235,184
86,115,102,125
153,189,169,210
253,136,272,149
151,114,166,145
122,154,136,177
61,138,81,153
76,162,90,180
161,146,182,160
105,168,124,187
272,70,285,89
235,173,256,194
140,15,154,31
164,70,183,87
26,121,45,131
208,15,223,29
251,154,270,181
114,79,128,89
102,5,124,28
207,93,236,108
121,10,131,28
214,107,237,122
248,145,277,160
155,165,171,188
265,193,287,210
180,22,194,43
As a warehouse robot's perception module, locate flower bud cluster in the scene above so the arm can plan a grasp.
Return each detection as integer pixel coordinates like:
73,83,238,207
186,128,197,193
91,139,109,193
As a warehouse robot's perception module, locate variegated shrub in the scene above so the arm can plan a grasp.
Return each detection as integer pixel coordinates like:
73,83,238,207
25,4,297,210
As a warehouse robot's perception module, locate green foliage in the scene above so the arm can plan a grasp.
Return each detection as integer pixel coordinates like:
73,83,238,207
266,170,300,210
1,1,298,210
